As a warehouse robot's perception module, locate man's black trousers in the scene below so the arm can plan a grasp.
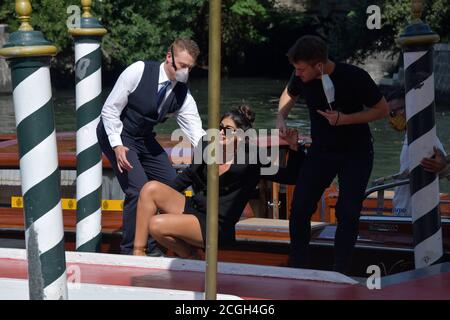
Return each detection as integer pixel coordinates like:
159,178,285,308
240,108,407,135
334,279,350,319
289,145,374,274
97,122,176,254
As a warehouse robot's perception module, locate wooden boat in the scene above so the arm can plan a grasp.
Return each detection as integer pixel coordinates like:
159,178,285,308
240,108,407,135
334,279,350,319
0,132,449,279
2,248,449,300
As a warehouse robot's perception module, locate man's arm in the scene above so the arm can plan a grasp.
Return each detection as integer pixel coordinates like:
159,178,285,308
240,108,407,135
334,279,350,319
443,155,450,181
339,97,389,125
101,61,144,172
421,146,450,180
101,61,144,147
317,97,389,126
277,87,298,135
175,92,206,148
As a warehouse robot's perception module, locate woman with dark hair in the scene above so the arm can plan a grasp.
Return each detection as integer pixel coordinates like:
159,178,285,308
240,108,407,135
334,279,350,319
133,105,303,257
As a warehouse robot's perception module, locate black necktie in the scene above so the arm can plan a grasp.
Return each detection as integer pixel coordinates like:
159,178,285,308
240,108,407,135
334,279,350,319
157,81,171,112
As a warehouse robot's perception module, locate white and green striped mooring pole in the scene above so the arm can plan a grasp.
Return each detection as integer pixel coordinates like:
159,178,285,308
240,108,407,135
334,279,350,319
0,0,68,299
398,0,443,268
69,0,107,252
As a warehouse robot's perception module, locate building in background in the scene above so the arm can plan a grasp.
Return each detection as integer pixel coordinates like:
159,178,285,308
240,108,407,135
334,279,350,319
0,24,11,94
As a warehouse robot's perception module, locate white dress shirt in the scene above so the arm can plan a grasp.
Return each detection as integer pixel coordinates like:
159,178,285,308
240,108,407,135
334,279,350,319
101,61,205,148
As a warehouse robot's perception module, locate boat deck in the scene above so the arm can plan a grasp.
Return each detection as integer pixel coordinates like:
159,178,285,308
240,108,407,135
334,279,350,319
1,249,449,300
0,132,194,169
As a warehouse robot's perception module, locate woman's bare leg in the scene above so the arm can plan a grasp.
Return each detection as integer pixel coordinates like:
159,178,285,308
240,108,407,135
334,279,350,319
149,214,204,258
134,181,186,255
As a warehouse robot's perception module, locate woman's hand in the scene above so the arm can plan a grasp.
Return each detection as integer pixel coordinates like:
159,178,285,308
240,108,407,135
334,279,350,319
283,128,299,151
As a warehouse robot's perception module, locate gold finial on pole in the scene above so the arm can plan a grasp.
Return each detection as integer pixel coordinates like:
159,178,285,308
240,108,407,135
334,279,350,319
411,0,424,23
69,0,107,37
1,0,58,58
397,0,439,46
16,0,33,31
81,0,93,18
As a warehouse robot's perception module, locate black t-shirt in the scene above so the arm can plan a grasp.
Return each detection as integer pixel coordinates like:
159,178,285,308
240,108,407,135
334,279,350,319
287,62,382,151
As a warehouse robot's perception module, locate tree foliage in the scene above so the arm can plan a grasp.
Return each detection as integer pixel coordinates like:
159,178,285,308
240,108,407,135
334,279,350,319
1,0,449,79
383,0,450,43
0,0,277,76
322,0,449,62
93,0,202,68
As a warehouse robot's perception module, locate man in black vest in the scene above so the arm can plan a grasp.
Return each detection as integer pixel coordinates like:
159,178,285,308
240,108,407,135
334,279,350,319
97,38,205,255
277,35,389,274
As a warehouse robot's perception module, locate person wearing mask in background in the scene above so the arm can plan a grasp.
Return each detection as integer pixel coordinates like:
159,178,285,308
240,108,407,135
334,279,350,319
387,88,446,216
97,38,206,256
276,35,389,274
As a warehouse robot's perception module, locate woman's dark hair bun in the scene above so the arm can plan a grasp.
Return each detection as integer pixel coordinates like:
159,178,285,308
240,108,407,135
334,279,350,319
221,104,255,131
237,104,255,125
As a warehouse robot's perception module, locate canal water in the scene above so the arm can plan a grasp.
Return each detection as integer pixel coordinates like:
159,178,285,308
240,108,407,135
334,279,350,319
1,77,450,194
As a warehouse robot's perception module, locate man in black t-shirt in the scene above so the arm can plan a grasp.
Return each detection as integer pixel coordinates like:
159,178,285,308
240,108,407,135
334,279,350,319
277,35,388,274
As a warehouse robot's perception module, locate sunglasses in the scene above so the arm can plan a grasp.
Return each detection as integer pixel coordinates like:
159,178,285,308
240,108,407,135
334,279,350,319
219,123,237,134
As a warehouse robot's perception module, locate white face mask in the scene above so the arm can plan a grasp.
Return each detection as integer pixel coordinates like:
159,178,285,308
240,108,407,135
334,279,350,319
175,68,189,83
320,64,335,110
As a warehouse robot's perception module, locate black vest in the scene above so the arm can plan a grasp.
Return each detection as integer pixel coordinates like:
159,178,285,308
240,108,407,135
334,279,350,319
120,61,188,137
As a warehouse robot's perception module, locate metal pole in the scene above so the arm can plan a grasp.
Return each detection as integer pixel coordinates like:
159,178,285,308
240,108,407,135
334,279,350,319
205,0,221,300
272,183,280,219
0,0,68,299
398,0,443,268
69,0,107,252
